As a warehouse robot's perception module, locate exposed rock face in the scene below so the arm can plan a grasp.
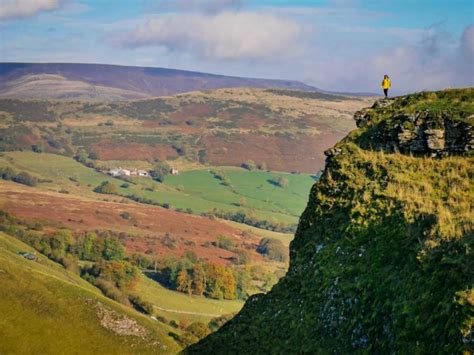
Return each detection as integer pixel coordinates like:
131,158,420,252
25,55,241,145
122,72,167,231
355,99,473,157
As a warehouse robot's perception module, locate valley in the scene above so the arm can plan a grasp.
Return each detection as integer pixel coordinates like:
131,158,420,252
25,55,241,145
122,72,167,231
0,82,371,351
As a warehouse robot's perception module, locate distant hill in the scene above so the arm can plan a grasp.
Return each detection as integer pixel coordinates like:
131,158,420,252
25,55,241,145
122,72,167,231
0,63,317,101
0,87,371,173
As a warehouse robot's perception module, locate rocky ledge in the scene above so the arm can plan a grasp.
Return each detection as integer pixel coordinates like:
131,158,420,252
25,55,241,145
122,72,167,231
352,98,473,157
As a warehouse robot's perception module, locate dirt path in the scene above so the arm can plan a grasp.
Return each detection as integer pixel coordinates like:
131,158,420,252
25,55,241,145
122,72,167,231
152,305,221,317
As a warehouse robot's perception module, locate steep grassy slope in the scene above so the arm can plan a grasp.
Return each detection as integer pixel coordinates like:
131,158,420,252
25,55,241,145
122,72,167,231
189,89,474,353
0,232,181,354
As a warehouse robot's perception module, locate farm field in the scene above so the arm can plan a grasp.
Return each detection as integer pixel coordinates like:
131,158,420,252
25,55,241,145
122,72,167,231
0,151,315,226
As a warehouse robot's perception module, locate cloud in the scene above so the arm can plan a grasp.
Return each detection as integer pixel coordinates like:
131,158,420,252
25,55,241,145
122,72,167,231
155,0,244,14
306,24,474,93
0,0,62,19
117,11,307,61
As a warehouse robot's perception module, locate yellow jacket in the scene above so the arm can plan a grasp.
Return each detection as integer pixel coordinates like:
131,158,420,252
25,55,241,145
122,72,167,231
381,78,391,89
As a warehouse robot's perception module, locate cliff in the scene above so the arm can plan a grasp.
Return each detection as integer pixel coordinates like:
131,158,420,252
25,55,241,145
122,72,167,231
188,88,474,354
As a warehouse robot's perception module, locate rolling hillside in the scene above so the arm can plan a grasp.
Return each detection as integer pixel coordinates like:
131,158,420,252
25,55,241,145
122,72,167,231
0,87,371,173
0,63,317,101
0,232,181,354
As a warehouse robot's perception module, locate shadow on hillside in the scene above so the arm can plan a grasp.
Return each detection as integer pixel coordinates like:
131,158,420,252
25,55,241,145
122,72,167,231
143,270,172,289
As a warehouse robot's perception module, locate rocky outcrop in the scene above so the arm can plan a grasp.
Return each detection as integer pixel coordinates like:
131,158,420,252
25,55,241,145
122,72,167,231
355,99,473,157
188,89,474,355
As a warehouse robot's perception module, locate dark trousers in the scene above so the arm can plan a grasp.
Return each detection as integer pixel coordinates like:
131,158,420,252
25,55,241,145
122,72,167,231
383,89,388,98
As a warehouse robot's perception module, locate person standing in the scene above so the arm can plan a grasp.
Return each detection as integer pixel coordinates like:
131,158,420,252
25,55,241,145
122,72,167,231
381,74,391,98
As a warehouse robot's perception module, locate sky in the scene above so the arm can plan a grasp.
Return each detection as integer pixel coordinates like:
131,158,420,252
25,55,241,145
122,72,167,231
0,0,473,94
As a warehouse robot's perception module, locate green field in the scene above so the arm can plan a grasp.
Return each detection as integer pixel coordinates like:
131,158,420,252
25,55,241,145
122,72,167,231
0,232,181,354
136,276,243,324
0,152,315,226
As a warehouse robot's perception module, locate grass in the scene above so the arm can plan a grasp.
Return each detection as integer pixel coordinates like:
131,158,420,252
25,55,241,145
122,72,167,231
136,276,243,324
0,232,181,354
0,152,315,226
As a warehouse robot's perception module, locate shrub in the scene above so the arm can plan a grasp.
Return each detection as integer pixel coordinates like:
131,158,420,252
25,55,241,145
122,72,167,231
150,162,171,182
12,171,37,186
94,181,118,194
161,234,178,249
216,235,234,250
120,211,131,220
241,160,256,171
275,177,289,187
129,294,154,315
256,238,288,262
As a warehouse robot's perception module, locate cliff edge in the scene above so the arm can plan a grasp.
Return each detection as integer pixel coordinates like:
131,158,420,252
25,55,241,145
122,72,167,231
188,88,474,354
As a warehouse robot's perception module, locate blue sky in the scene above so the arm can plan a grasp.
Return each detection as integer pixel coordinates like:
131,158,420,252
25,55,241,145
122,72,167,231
0,0,473,93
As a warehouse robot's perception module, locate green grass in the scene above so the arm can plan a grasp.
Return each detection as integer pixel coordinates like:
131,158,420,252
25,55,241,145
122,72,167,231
0,151,124,195
162,168,314,223
136,276,243,324
0,232,181,354
0,152,315,226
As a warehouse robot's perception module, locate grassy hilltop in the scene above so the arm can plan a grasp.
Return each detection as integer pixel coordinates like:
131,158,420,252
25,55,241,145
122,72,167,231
189,88,474,353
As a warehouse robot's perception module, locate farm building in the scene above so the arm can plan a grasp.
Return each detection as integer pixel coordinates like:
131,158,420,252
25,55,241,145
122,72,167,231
109,167,131,177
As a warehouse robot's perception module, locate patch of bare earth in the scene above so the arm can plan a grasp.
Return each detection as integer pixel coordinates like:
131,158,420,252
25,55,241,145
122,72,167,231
0,181,260,265
91,139,178,161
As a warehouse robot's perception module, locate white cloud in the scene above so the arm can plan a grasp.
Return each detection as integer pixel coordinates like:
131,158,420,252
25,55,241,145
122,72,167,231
118,11,307,61
156,0,244,13
0,0,61,19
304,24,474,94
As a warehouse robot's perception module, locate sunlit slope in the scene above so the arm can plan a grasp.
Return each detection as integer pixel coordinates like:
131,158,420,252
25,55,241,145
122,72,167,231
0,232,181,354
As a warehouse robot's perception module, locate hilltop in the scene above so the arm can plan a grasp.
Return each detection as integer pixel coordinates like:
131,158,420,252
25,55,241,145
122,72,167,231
0,63,317,101
189,88,474,353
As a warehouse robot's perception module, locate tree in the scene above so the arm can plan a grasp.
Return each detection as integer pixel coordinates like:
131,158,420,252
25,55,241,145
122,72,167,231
32,143,44,153
192,264,206,296
102,237,125,261
80,232,97,260
222,269,237,300
74,148,89,163
150,162,171,182
186,322,211,339
12,172,37,186
241,160,256,171
94,181,118,194
177,269,192,295
49,229,73,256
256,238,288,262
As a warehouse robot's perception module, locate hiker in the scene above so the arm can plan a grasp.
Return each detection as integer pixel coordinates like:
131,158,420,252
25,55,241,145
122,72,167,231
381,74,391,98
